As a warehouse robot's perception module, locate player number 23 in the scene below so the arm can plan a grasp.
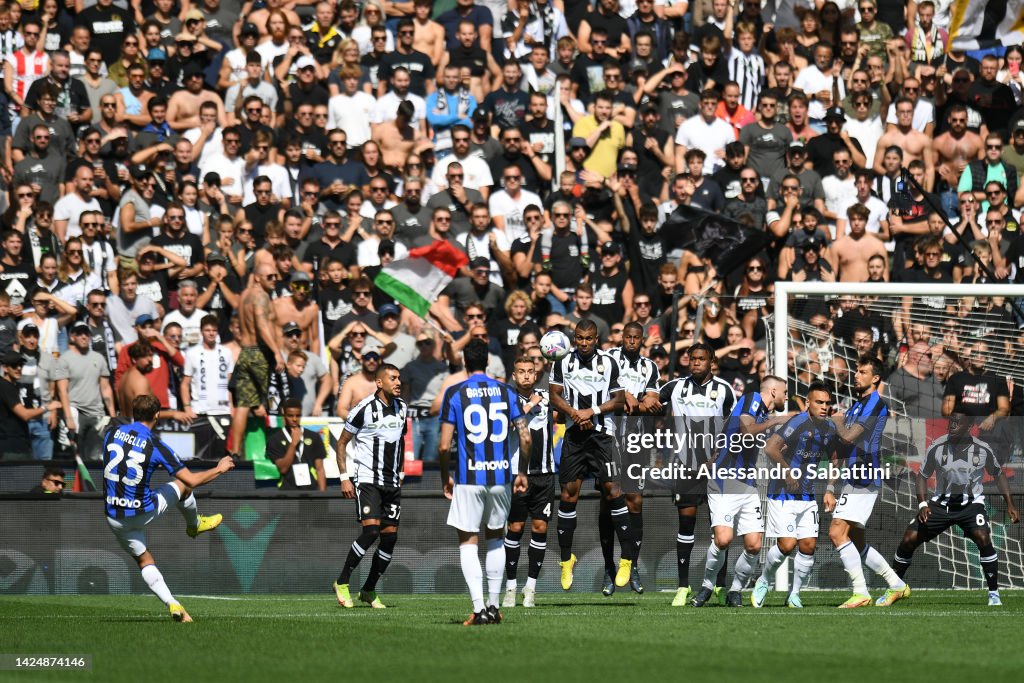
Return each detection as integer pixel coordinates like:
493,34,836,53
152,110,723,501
103,443,146,486
464,401,509,444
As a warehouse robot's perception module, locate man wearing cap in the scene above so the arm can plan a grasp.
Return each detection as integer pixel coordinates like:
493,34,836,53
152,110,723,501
168,61,227,132
17,320,59,460
273,271,321,353
767,141,827,215
285,54,329,116
376,303,416,369
806,106,866,178
54,321,115,461
114,313,185,411
0,351,60,460
225,52,278,120
590,240,633,327
219,22,261,91
281,320,332,416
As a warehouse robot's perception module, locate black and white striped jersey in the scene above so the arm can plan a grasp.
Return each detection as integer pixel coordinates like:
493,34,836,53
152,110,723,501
344,392,408,488
659,374,737,469
923,434,1002,507
606,347,660,399
550,349,624,434
512,389,556,475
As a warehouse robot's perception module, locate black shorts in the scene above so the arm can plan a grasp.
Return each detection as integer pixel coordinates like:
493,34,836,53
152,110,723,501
355,482,402,526
559,430,620,485
674,469,708,508
510,473,557,523
911,502,989,543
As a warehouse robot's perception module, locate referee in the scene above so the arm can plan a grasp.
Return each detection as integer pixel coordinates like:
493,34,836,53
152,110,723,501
548,319,630,592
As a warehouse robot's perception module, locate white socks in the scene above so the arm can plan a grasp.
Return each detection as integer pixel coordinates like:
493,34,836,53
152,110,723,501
459,544,485,613
178,492,199,529
141,564,175,606
730,551,759,592
838,542,868,594
792,552,814,594
485,538,504,608
506,579,517,591
761,545,787,582
525,576,537,591
862,545,905,589
701,543,727,590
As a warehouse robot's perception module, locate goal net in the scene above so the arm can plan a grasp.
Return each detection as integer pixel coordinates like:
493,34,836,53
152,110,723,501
765,282,1024,590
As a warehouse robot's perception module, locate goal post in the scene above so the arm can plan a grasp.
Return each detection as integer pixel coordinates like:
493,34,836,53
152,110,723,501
767,281,1024,590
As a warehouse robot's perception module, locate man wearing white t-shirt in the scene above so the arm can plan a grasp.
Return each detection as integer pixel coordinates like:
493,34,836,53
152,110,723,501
162,281,208,350
675,90,735,175
371,67,427,135
54,166,102,242
793,43,845,127
431,125,494,196
326,65,375,147
836,169,890,239
488,168,542,242
182,314,234,461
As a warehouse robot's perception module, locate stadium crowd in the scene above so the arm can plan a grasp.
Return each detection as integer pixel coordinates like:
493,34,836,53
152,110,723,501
0,0,1023,470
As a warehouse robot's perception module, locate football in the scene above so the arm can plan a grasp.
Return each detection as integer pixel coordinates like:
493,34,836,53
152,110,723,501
539,330,571,360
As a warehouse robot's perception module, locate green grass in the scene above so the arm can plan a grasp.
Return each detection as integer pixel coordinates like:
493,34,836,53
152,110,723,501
1,591,1021,683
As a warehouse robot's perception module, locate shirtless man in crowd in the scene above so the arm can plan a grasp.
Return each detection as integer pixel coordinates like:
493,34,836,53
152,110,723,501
376,100,424,171
168,65,229,132
228,263,286,459
273,271,321,354
830,203,888,282
412,0,445,66
874,97,935,191
933,104,984,196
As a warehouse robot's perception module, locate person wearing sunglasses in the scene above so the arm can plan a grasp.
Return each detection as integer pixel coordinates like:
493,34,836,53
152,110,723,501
272,271,322,355
0,350,61,460
30,466,67,495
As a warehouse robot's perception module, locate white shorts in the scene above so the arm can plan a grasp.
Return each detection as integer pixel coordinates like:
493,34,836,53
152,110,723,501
708,491,764,537
105,481,182,557
766,499,819,540
447,484,511,533
832,484,878,527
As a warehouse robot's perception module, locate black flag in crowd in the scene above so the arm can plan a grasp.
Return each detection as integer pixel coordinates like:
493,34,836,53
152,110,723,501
660,204,769,278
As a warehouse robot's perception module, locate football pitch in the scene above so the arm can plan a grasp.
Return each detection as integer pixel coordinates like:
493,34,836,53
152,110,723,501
1,591,1022,683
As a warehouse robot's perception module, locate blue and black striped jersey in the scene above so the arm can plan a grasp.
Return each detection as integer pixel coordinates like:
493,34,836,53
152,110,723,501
767,412,838,502
712,391,769,492
840,391,889,488
442,373,525,486
103,422,184,519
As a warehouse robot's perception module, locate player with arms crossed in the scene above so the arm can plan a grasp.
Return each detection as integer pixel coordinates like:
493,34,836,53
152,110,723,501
703,374,791,607
103,394,234,622
600,321,661,595
440,340,530,626
548,319,631,591
891,413,1020,606
825,356,908,608
502,355,556,608
657,342,736,607
753,381,838,608
333,363,407,609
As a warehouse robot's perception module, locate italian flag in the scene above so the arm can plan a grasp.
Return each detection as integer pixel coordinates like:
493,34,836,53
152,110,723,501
374,240,468,318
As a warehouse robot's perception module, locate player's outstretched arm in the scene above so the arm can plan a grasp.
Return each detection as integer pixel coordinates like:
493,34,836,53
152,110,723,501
176,457,235,489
